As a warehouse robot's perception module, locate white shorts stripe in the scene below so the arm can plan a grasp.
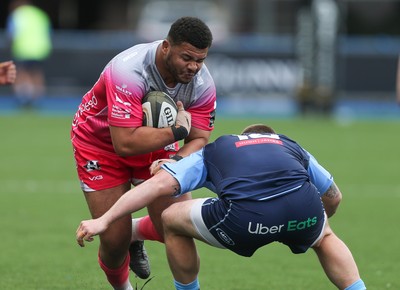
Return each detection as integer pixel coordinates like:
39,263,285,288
190,198,226,249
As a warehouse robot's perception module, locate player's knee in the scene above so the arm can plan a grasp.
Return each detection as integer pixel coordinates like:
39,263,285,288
99,223,131,253
161,204,176,228
99,235,130,258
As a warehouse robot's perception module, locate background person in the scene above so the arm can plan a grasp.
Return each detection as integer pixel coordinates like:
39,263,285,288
76,124,366,290
71,17,216,290
397,55,400,104
6,0,52,108
0,61,17,85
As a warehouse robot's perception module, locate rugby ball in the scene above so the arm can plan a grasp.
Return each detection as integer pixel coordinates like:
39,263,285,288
142,91,178,128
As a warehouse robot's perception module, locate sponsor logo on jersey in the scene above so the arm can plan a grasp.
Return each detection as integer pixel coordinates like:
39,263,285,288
235,137,283,148
165,143,178,152
209,109,216,128
111,104,131,119
115,84,132,96
72,95,98,127
115,95,132,106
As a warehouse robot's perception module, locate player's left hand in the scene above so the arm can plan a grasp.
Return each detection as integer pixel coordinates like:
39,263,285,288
76,219,106,247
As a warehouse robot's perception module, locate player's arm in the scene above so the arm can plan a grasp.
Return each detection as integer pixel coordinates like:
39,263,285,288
110,101,191,156
148,127,210,175
110,126,176,156
306,151,342,217
321,182,342,218
177,127,211,157
76,170,179,246
175,94,216,158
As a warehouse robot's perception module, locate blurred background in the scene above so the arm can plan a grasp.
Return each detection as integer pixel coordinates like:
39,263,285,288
0,2,399,288
1,0,400,118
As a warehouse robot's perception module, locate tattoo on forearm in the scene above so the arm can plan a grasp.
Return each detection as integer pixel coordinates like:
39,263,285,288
172,183,181,196
325,183,339,199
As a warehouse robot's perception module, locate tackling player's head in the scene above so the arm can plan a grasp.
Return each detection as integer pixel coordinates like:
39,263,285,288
167,17,213,49
241,124,276,134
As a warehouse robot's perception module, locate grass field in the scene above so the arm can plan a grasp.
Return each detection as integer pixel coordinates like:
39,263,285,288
0,112,399,289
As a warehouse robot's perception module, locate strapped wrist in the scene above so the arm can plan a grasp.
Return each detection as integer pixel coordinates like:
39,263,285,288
171,154,183,161
171,125,188,141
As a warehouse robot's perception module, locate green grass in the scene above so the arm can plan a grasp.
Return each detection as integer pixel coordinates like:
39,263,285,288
0,113,399,289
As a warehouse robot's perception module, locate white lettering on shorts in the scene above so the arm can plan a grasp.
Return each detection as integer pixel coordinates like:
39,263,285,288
89,175,103,181
248,222,284,234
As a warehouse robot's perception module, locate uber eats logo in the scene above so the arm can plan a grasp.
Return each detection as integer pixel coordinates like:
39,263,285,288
248,216,317,235
287,216,317,231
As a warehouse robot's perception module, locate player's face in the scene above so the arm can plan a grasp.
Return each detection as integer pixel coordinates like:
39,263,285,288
164,41,208,84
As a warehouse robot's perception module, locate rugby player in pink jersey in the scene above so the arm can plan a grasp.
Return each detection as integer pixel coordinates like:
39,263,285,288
71,17,216,290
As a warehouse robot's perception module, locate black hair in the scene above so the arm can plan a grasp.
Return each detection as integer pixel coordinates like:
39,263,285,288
167,17,213,49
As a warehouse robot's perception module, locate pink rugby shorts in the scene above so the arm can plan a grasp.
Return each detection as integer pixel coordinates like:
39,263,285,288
72,141,179,192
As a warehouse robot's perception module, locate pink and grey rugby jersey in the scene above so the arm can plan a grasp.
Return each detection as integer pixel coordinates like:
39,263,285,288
71,40,217,153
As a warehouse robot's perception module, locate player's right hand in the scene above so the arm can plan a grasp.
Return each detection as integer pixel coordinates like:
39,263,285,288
76,218,107,247
175,101,191,133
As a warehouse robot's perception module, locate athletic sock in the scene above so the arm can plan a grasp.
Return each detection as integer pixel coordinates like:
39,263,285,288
344,279,366,290
131,217,145,242
174,278,200,290
98,253,132,290
135,215,164,242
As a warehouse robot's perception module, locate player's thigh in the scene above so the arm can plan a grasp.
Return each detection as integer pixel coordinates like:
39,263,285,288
161,199,202,240
84,183,132,248
83,183,131,217
147,191,192,222
311,214,333,248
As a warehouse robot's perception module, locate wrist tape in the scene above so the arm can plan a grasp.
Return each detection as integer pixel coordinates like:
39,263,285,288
171,154,183,161
171,125,188,141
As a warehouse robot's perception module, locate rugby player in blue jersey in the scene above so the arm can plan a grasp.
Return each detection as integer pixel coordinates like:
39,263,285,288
77,124,366,290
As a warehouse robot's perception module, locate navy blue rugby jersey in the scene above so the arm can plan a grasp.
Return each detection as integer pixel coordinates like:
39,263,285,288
202,133,310,201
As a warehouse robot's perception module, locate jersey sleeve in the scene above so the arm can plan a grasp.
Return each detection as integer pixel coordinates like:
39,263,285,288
161,149,208,196
187,77,217,131
306,151,334,196
103,61,145,128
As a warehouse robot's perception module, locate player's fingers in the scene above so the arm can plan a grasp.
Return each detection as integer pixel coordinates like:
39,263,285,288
150,159,170,175
76,229,86,247
0,61,11,68
176,101,184,111
149,160,159,174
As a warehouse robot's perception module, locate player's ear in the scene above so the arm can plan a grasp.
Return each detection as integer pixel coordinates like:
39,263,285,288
161,39,170,53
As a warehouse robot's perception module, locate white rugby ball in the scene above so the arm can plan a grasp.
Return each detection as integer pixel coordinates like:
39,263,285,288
142,91,178,128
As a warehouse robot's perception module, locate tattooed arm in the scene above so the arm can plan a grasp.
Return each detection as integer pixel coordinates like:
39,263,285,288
321,182,342,218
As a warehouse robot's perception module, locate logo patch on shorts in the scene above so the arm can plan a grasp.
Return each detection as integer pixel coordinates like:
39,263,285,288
84,160,101,171
216,228,235,246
